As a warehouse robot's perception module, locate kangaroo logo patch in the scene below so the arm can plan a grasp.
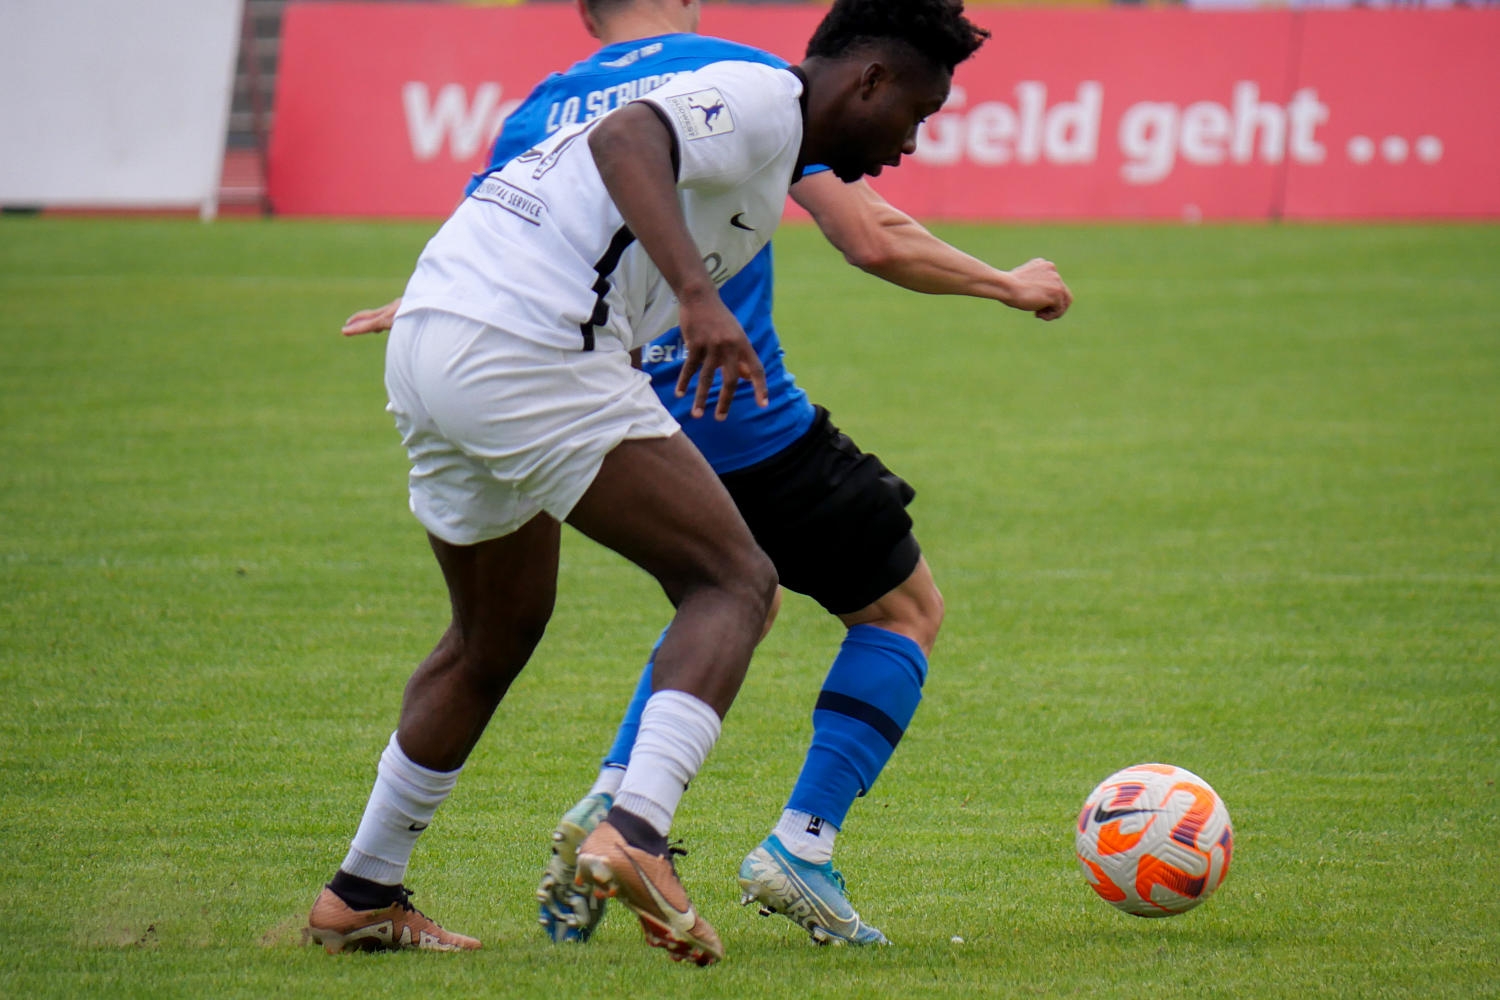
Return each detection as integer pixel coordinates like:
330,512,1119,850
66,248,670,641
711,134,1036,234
663,88,735,140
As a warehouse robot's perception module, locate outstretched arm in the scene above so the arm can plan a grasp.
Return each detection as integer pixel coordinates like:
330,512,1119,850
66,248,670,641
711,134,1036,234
791,171,1072,321
589,105,767,419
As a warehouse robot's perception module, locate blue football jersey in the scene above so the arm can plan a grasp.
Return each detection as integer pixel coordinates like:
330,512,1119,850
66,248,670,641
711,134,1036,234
467,33,818,473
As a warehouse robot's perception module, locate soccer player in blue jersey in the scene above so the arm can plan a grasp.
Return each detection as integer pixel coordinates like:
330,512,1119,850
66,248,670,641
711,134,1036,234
340,0,1070,953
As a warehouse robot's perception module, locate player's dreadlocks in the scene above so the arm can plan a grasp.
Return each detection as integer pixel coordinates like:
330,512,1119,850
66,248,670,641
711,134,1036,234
806,0,990,73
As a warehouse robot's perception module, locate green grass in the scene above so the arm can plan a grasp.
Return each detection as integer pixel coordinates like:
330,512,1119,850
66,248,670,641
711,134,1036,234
1,216,1496,998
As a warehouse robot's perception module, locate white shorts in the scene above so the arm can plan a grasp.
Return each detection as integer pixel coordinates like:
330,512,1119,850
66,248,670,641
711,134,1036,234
384,308,680,545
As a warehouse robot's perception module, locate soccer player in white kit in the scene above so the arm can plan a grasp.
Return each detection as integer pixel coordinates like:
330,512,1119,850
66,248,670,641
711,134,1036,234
307,0,988,966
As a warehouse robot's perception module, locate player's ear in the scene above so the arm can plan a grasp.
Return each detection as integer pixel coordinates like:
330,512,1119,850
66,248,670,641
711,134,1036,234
858,61,889,101
576,0,601,39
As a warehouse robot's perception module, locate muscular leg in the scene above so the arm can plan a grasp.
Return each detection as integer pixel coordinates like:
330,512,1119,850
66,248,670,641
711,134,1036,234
325,514,561,919
563,434,775,964
777,555,943,856
566,432,774,855
540,559,781,938
397,514,562,771
595,586,780,791
567,434,777,718
836,555,943,656
737,556,942,945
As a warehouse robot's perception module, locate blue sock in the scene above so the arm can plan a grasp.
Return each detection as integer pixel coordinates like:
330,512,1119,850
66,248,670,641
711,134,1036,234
602,628,666,769
785,624,928,829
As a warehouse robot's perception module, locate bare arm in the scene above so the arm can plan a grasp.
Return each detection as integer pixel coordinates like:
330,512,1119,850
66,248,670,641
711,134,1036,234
589,105,766,419
791,171,1072,321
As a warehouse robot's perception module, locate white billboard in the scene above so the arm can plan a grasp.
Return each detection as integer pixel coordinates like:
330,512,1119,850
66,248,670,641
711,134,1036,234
0,0,242,218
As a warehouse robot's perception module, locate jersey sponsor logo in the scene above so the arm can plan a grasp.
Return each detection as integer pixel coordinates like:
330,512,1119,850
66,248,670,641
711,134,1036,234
471,176,548,225
640,341,685,366
545,72,679,134
599,41,663,70
663,88,735,141
702,251,732,285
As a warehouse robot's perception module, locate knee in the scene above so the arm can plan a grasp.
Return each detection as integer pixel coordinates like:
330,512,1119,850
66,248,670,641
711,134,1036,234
842,567,943,656
735,545,779,624
662,536,777,623
498,590,555,658
923,578,945,637
905,577,944,653
757,586,785,644
703,538,777,627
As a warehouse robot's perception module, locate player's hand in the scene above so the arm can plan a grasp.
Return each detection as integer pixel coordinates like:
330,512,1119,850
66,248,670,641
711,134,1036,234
342,297,402,336
1006,258,1072,321
675,290,768,420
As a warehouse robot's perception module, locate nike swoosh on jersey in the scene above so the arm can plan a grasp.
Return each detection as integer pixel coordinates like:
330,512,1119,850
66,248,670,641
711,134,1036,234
730,212,755,232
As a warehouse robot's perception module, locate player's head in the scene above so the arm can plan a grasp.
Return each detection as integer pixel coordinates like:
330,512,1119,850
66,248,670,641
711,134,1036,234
800,0,989,182
577,0,701,41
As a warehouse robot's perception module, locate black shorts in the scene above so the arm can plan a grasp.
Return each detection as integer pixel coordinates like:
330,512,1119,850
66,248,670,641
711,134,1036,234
717,406,921,616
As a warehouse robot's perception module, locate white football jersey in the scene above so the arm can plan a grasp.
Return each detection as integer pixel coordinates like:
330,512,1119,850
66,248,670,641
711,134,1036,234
397,60,806,353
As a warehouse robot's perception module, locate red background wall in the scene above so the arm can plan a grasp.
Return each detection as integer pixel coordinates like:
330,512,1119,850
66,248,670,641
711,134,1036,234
267,3,1500,220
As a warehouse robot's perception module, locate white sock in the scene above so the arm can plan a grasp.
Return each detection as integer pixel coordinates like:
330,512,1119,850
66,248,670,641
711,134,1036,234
340,732,461,885
613,690,721,837
774,809,838,866
589,764,626,799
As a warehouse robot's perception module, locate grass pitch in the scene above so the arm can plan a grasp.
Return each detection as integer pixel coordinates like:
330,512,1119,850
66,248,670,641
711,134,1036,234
0,216,1496,998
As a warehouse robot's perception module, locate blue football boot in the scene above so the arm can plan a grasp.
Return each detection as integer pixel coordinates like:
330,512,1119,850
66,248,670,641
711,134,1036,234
536,792,612,942
737,834,889,946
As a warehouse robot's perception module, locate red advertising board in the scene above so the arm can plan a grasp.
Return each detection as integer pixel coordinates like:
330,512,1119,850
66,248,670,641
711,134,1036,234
268,4,596,216
876,9,1300,222
1283,10,1500,219
268,3,1500,220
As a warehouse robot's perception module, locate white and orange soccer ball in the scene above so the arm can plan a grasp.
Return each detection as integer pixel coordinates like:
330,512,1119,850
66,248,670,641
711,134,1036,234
1075,763,1233,917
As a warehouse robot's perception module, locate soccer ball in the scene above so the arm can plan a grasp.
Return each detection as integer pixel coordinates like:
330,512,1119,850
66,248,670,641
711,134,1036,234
1075,763,1233,917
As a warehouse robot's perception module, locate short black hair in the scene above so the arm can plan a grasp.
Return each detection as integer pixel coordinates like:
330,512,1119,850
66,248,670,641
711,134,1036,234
806,0,990,73
582,0,634,17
